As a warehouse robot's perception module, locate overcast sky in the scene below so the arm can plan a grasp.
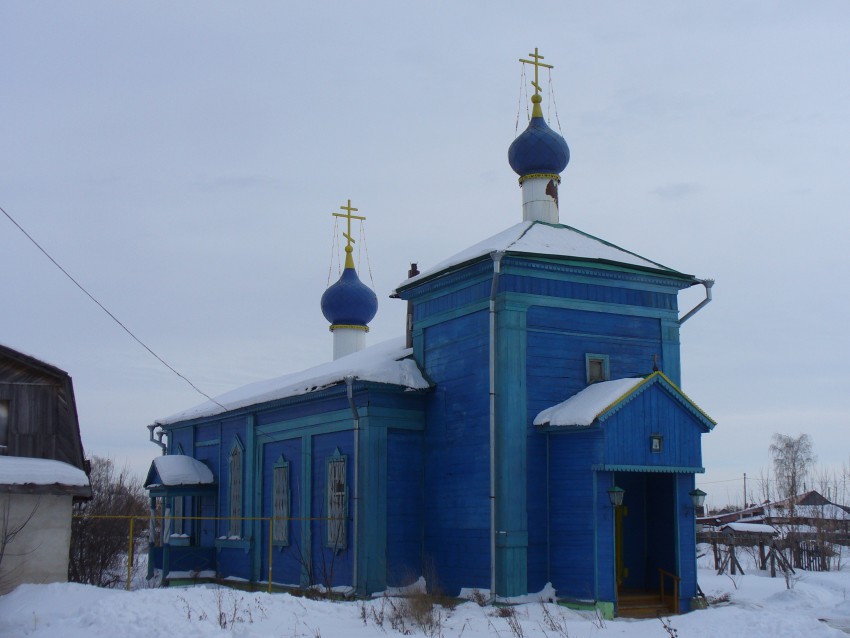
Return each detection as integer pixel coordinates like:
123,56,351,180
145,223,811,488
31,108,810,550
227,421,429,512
2,2,849,509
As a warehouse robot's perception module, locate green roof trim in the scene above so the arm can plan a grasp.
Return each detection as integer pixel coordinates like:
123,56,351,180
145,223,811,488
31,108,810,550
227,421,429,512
596,371,716,431
592,464,706,474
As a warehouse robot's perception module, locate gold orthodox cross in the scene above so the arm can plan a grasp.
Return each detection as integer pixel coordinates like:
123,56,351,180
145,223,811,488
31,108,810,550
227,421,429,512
332,199,366,250
519,47,554,97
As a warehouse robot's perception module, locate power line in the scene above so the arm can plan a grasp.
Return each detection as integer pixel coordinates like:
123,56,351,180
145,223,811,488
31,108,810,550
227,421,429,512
1,203,226,410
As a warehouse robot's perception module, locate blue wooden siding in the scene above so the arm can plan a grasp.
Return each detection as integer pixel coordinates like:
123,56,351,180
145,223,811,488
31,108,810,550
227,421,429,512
168,426,193,454
259,437,303,587
547,431,605,600
601,385,705,470
387,429,424,587
527,306,664,424
414,280,490,322
526,429,548,592
675,473,698,611
500,274,678,310
422,310,491,594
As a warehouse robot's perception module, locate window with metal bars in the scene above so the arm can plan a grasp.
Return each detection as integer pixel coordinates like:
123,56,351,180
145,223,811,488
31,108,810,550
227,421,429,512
326,452,347,549
228,440,243,538
272,458,290,544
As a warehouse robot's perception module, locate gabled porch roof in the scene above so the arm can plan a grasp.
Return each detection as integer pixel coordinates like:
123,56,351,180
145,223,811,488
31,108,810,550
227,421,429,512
534,371,716,431
144,455,215,493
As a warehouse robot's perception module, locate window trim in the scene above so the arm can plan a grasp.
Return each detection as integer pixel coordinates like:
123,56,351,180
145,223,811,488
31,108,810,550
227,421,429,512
325,449,348,550
585,353,610,384
228,437,244,539
272,455,290,546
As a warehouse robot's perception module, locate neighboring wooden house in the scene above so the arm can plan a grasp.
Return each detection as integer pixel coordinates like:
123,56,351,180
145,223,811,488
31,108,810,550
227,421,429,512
0,344,91,594
145,55,715,616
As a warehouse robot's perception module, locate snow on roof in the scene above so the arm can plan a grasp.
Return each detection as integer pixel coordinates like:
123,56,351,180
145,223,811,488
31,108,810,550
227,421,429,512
148,455,214,486
794,504,850,520
397,221,685,289
721,522,778,535
533,378,645,427
0,456,89,487
158,337,429,425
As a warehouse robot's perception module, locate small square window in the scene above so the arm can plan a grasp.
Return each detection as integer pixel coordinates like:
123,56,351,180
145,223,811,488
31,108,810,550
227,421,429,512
650,434,663,454
585,354,610,384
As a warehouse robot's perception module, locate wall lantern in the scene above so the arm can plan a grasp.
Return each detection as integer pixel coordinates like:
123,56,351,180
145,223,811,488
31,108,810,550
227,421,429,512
607,486,625,507
689,488,707,510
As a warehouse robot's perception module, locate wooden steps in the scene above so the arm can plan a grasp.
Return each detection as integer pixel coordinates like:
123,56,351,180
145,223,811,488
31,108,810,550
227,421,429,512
617,591,675,618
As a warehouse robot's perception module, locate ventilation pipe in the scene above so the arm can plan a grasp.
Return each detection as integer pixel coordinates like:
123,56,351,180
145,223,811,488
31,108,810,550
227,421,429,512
488,250,504,600
406,263,419,348
147,423,167,454
679,278,714,325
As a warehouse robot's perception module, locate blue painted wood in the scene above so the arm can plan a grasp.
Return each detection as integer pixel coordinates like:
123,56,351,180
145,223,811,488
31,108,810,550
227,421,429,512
500,274,678,310
526,429,548,592
494,306,528,597
386,429,424,587
547,431,605,601
676,473,698,610
600,385,706,469
421,310,492,594
258,437,303,587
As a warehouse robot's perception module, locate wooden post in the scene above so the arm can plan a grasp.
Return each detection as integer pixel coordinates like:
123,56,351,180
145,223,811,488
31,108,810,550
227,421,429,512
759,541,766,570
268,518,273,594
770,544,777,578
730,545,737,575
126,517,135,591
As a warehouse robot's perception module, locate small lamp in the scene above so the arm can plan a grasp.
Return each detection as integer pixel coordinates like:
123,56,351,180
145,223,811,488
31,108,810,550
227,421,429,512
689,488,707,510
607,486,625,507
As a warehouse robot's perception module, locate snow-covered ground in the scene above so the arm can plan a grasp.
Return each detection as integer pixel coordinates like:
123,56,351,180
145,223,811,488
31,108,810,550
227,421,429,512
3,565,850,638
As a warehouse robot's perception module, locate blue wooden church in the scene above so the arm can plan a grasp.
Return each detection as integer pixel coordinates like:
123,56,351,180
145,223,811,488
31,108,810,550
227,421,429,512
145,51,715,616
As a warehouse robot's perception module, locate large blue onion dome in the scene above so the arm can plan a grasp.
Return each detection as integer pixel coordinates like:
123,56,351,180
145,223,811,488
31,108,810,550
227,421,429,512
321,263,378,328
508,96,570,178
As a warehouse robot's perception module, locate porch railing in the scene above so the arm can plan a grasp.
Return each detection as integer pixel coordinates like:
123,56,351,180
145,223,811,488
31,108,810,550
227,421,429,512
658,568,680,615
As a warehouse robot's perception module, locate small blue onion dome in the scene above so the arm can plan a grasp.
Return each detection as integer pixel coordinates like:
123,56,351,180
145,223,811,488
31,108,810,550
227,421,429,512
508,109,570,177
321,266,378,327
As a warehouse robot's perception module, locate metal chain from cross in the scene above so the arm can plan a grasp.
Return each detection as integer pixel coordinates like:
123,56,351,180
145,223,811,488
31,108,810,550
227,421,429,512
519,47,553,97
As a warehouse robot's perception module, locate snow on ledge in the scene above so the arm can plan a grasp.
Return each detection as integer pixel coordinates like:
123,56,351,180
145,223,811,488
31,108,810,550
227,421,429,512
534,378,644,427
721,522,779,535
0,456,89,487
158,336,429,425
150,455,214,486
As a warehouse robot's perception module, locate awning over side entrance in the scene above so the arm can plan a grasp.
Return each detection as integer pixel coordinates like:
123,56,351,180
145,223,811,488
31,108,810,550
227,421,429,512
534,371,715,431
144,455,215,491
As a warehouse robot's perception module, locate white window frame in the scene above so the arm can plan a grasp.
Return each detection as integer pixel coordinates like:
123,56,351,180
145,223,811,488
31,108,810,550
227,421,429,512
326,450,347,549
272,456,290,545
228,438,244,538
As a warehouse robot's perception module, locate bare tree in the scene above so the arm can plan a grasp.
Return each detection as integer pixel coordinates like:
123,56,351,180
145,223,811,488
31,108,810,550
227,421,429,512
770,434,815,515
68,457,148,588
0,495,39,592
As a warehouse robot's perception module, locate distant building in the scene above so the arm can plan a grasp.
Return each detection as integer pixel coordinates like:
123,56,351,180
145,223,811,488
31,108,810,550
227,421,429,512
146,52,715,616
0,344,91,594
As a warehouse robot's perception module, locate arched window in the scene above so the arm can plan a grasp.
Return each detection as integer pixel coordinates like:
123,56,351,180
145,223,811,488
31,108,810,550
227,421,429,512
326,449,347,549
272,456,290,544
228,439,243,538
